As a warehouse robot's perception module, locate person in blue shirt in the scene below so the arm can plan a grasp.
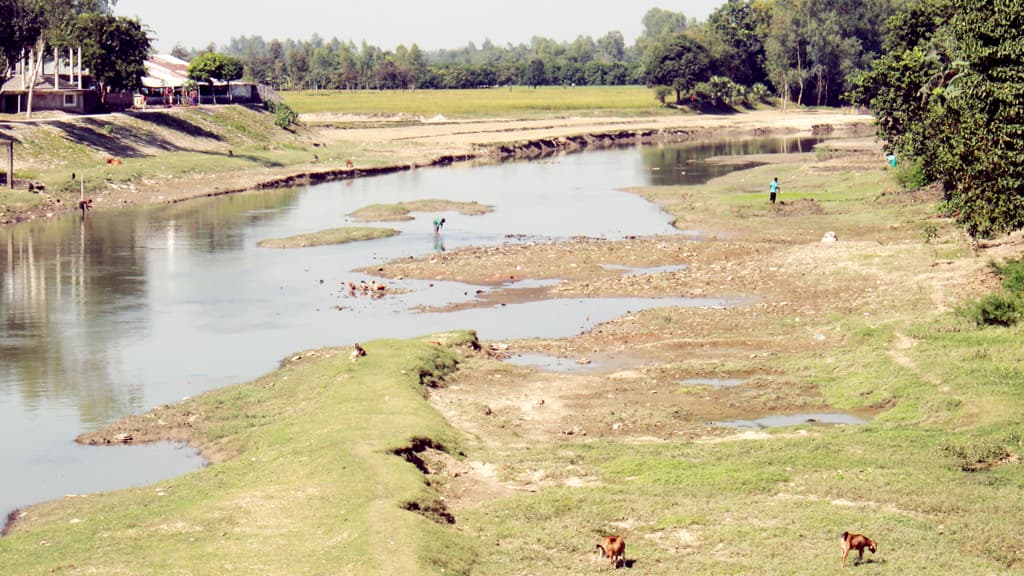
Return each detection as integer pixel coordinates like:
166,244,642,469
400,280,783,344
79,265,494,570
769,177,779,204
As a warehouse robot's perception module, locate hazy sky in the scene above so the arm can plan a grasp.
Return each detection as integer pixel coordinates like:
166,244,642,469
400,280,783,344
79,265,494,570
114,0,726,53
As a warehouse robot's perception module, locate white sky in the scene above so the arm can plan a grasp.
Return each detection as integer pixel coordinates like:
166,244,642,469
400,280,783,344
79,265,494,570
114,0,726,53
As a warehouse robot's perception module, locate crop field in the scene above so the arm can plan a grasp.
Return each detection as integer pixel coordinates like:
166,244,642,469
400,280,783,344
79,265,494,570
282,85,667,118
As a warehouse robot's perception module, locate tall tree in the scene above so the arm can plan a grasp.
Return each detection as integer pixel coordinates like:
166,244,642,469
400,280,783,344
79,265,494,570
705,0,768,87
72,13,151,94
644,34,711,103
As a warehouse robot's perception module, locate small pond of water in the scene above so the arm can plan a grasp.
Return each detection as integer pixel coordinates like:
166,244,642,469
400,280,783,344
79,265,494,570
714,413,869,429
679,377,746,388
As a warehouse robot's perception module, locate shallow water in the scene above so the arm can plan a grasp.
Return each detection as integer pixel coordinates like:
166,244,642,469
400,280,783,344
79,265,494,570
714,412,869,429
678,377,746,388
0,135,824,519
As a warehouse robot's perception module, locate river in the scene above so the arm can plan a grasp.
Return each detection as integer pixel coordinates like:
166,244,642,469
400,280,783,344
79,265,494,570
0,134,823,520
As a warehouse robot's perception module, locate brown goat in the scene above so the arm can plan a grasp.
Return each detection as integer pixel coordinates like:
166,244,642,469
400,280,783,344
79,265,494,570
596,535,625,568
841,531,877,567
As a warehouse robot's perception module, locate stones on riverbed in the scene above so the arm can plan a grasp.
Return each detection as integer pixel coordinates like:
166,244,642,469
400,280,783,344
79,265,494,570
560,425,586,436
112,433,133,444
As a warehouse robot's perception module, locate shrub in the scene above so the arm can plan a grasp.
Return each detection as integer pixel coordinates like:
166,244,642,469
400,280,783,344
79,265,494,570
265,100,298,128
942,439,1012,472
995,258,1024,294
895,157,929,190
959,293,1024,327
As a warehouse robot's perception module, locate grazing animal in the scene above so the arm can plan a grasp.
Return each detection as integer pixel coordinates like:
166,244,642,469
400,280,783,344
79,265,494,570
106,157,122,166
350,342,367,361
345,158,354,168
841,532,877,567
596,535,625,568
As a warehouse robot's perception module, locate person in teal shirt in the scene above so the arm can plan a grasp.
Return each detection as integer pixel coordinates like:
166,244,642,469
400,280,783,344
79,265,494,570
769,177,779,204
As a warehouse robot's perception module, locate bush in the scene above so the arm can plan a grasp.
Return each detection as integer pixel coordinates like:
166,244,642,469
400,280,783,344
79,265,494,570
995,258,1024,294
265,100,298,128
895,157,929,189
942,438,1012,471
960,293,1024,327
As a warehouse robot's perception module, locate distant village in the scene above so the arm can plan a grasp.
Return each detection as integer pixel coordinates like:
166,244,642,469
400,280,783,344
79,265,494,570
1,52,262,115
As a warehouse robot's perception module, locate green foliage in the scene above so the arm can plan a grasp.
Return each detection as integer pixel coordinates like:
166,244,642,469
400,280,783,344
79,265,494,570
941,437,1013,471
644,34,711,104
264,99,298,128
921,222,939,243
692,75,748,108
996,258,1024,294
653,85,672,105
187,52,244,104
895,156,929,189
960,293,1024,327
71,13,150,92
853,0,1024,238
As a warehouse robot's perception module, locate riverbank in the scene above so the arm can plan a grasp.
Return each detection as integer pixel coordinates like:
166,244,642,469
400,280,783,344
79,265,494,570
0,104,871,225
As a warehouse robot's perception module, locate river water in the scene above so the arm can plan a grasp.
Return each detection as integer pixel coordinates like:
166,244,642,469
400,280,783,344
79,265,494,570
0,135,822,519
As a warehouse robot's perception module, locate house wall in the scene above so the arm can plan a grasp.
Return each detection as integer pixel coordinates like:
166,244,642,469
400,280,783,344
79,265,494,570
0,90,99,114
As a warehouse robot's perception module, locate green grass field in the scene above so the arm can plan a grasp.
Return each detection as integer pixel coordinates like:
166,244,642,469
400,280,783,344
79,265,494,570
283,86,667,118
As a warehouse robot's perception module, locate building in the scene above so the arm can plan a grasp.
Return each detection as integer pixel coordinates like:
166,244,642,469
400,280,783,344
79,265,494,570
0,50,100,114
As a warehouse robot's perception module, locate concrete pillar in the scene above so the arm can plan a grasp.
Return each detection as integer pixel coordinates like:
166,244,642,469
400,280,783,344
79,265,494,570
3,142,13,190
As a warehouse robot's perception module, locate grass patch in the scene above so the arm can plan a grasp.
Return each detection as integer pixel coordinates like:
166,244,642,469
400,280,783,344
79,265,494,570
0,337,478,575
348,199,493,222
257,226,399,248
283,86,667,118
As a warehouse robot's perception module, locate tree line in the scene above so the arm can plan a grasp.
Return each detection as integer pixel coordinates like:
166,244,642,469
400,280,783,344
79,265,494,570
169,1,898,108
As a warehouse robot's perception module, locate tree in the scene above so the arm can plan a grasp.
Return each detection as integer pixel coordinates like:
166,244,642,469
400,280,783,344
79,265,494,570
72,13,151,93
0,0,41,75
852,0,1024,237
644,34,711,103
705,0,768,87
188,52,243,104
525,58,546,88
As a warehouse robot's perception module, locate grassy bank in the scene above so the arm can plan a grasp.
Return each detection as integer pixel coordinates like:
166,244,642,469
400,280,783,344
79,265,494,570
451,315,1023,574
0,336,479,575
284,86,665,118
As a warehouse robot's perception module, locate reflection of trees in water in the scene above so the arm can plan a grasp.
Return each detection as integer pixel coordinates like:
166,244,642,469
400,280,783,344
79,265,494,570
641,136,826,186
0,187,299,426
147,188,301,253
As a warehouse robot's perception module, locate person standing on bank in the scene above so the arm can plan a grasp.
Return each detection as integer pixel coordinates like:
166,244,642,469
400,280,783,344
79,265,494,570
769,177,780,204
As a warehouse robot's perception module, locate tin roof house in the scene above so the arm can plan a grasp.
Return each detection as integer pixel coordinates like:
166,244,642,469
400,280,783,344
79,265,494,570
0,48,100,114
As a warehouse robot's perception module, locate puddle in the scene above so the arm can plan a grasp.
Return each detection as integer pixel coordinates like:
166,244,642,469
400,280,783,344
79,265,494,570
505,353,604,373
713,413,868,429
678,378,746,388
600,263,687,276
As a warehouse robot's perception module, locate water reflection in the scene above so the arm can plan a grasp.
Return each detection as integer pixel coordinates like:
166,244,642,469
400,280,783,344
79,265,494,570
642,135,823,186
0,135,824,518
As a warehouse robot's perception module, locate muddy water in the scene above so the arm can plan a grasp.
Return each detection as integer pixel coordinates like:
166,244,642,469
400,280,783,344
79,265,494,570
0,135,823,519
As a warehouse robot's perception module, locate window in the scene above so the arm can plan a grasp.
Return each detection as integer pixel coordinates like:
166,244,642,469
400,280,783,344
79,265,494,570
63,93,77,107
